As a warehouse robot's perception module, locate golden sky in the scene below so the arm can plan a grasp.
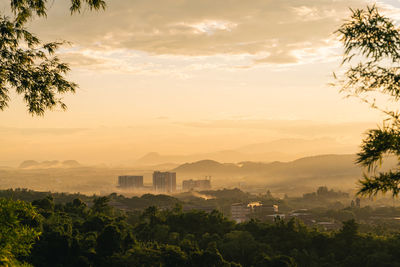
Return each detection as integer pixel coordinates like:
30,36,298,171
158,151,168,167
1,0,397,165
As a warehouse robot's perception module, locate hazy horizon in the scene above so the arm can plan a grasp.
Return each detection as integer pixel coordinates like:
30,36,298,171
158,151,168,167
0,121,373,167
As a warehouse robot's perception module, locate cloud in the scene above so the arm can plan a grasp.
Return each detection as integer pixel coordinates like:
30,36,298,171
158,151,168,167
254,50,299,64
25,0,367,65
59,52,106,67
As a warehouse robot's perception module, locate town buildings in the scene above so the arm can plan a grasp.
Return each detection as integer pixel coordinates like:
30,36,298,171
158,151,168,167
231,202,279,223
231,203,251,223
117,171,177,193
182,177,211,191
118,175,143,189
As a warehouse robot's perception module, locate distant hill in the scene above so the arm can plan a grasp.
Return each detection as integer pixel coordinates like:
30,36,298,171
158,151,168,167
173,160,239,173
19,160,81,169
136,152,188,165
135,151,262,165
172,154,371,191
135,138,358,166
174,155,400,193
237,137,357,155
7,154,398,195
61,160,81,168
19,160,40,169
0,166,12,170
173,154,358,176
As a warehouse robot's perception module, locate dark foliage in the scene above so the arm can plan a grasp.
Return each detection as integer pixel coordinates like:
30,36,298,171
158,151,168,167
1,195,398,267
0,0,106,115
335,6,400,197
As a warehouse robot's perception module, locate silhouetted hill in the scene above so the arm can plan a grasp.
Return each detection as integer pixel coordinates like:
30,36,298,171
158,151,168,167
173,154,358,176
136,151,254,165
135,138,358,165
174,160,239,173
6,154,397,195
171,154,368,191
19,160,40,169
237,138,357,155
136,152,165,164
19,160,81,169
62,160,81,168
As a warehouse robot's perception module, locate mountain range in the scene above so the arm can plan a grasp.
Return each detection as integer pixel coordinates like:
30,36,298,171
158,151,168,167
5,153,398,194
135,138,358,165
173,154,360,177
19,160,81,169
171,154,398,192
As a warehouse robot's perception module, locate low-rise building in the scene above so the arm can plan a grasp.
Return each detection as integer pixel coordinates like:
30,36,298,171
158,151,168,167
182,178,211,191
182,205,216,213
287,209,314,225
253,204,278,214
231,203,251,223
232,202,279,223
316,221,338,231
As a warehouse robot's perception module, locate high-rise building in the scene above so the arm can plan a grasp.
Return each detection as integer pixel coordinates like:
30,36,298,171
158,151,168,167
118,175,143,189
153,171,176,193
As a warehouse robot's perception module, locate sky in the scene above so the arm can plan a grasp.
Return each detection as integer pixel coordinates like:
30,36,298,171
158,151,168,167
1,0,399,166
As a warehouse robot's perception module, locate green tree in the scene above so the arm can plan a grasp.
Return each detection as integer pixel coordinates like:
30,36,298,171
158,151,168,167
32,195,54,212
335,5,400,196
92,196,112,214
96,225,123,256
1,0,106,115
219,230,260,266
336,219,359,245
0,198,40,266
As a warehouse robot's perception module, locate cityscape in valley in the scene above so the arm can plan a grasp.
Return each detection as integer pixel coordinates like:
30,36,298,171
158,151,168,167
2,157,400,232
118,172,211,193
4,0,400,266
